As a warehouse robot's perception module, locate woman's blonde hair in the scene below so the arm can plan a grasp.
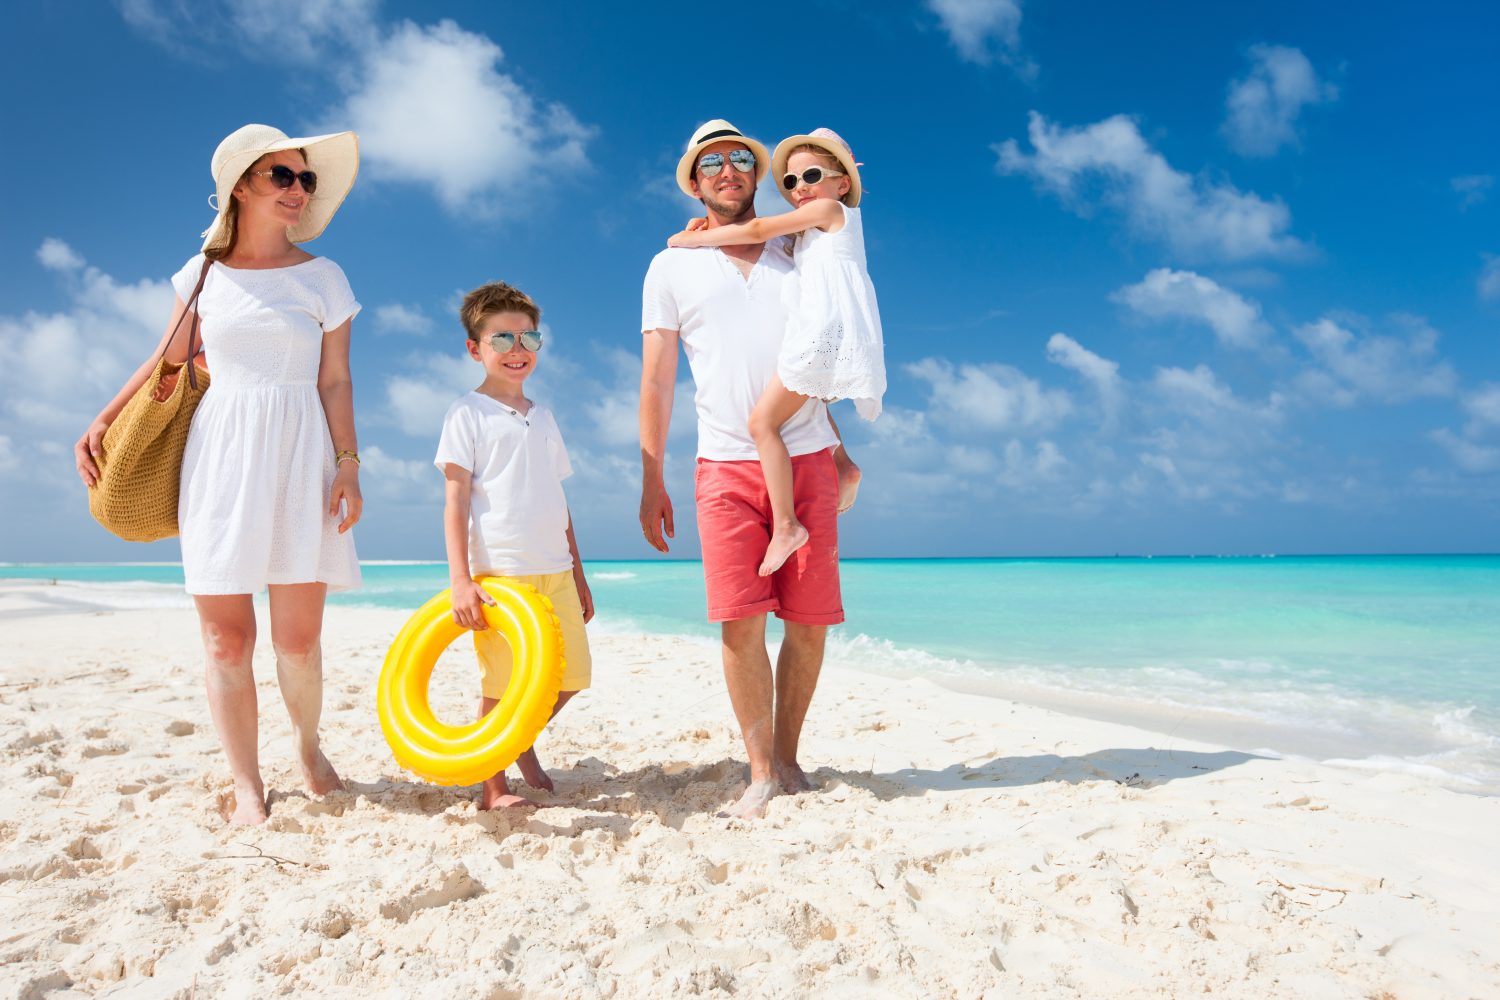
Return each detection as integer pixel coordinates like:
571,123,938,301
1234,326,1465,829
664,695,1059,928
203,149,308,261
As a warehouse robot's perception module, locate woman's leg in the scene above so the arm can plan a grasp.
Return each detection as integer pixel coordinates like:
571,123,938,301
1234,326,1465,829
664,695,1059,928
749,375,815,577
194,594,266,825
267,582,342,795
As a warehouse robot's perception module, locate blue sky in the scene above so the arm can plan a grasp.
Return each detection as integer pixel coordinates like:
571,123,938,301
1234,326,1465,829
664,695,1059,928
2,0,1497,561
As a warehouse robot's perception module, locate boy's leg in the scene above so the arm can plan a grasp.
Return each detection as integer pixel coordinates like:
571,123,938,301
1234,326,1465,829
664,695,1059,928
514,570,593,790
514,690,577,792
473,626,534,809
748,375,815,576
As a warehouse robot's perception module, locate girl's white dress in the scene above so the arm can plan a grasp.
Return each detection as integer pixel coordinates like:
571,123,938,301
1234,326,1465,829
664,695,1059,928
169,254,362,595
778,202,886,420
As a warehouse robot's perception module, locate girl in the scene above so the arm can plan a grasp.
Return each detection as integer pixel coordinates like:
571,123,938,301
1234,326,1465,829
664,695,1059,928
74,124,363,825
670,127,886,576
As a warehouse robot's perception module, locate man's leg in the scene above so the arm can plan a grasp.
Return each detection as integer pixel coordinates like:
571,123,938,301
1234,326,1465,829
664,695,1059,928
718,613,781,819
773,621,827,793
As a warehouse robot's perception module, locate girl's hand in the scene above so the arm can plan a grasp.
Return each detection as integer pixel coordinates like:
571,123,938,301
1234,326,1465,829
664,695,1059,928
575,574,595,624
451,578,495,630
668,230,703,249
74,419,110,487
684,217,707,232
329,462,363,533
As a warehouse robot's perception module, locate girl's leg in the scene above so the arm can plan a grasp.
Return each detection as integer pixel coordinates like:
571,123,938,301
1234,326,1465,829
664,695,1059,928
267,582,342,796
825,412,862,514
194,594,266,825
749,375,815,576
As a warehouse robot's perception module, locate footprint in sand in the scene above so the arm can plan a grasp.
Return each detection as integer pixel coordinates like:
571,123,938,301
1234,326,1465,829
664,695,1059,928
164,720,195,737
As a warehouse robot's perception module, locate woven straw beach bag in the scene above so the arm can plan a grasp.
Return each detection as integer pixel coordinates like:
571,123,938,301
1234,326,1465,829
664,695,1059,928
88,261,211,542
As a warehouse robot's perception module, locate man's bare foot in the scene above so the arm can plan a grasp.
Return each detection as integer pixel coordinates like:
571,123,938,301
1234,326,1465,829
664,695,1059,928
480,773,537,810
836,462,861,514
299,749,343,796
219,783,269,826
515,748,554,793
716,778,779,819
758,525,809,577
775,760,814,794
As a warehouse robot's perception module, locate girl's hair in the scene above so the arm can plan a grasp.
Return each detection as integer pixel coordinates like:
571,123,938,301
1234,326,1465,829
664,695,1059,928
785,144,854,205
203,149,308,262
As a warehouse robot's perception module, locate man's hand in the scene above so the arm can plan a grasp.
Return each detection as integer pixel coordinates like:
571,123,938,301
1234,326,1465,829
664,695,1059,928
451,578,496,630
639,482,675,553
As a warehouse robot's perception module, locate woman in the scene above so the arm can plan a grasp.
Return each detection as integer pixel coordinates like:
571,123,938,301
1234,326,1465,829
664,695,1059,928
74,124,364,825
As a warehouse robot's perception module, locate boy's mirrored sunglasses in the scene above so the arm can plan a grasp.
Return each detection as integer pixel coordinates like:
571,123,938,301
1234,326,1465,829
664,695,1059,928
782,165,844,190
697,149,757,177
485,330,543,352
253,164,319,194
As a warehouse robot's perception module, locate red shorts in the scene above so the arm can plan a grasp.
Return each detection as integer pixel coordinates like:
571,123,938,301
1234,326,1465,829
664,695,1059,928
694,448,844,625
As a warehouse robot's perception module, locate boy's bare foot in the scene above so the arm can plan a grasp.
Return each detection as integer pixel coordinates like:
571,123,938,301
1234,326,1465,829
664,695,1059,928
219,782,269,826
716,778,779,819
480,773,537,810
299,749,344,796
775,760,814,794
836,462,861,514
515,748,554,792
758,525,809,577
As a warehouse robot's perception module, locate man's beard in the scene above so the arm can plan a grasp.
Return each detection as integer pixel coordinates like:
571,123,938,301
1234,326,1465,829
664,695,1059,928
701,186,754,222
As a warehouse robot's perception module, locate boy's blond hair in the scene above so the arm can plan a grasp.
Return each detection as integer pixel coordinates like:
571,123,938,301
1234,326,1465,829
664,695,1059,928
460,281,541,340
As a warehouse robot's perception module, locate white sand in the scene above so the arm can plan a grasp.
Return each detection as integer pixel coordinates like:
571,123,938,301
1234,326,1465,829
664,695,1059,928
2,583,1498,998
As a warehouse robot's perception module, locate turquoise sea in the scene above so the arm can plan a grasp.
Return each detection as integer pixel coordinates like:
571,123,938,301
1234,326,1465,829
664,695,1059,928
5,556,1498,792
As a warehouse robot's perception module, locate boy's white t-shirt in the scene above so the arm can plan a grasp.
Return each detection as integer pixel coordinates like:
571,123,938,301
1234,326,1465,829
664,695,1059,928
641,240,839,461
434,392,574,577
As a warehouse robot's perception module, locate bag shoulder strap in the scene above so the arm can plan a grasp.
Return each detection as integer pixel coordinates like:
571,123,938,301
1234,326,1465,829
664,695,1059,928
159,258,213,391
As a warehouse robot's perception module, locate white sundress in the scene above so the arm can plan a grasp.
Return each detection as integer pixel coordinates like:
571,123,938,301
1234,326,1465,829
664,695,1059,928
169,254,363,596
778,203,887,421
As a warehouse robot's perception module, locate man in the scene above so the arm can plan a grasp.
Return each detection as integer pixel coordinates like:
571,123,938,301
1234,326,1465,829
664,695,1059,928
639,119,844,819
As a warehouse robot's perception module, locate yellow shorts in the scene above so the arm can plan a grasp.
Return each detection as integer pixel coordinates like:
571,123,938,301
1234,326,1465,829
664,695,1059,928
472,570,592,698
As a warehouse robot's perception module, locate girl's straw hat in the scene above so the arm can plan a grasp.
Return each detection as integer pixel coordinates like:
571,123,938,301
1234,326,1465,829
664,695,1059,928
201,124,360,250
771,128,862,207
675,119,770,198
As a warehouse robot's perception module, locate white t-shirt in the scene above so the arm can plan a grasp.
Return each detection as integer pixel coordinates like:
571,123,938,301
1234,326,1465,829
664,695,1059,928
434,393,574,577
641,240,839,461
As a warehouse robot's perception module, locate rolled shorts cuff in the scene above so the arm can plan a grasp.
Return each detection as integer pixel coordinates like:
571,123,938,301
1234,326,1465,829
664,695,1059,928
707,597,780,624
774,606,845,626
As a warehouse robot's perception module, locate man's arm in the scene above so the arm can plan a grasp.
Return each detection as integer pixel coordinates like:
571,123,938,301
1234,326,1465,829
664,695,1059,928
639,327,679,553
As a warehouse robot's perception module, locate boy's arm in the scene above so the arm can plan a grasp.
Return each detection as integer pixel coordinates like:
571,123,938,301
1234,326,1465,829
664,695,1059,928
668,200,843,248
565,510,593,624
443,463,494,630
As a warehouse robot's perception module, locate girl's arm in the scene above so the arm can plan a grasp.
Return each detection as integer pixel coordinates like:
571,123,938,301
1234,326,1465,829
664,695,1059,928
317,317,362,534
669,200,844,249
565,510,594,623
443,465,494,630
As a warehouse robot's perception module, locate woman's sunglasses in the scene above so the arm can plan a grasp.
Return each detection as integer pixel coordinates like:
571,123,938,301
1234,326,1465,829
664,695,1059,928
485,330,543,352
782,166,844,190
252,164,319,195
697,149,757,178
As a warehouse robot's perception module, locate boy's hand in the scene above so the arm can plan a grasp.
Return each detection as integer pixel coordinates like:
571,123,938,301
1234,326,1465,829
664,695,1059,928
451,578,496,630
575,574,594,624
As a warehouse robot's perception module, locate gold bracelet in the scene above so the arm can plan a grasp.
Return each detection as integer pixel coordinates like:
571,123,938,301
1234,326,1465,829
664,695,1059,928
335,450,360,466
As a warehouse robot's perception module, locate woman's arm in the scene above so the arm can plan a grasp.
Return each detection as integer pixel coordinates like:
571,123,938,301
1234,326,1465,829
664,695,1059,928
317,317,362,533
565,510,594,623
669,200,844,249
74,295,193,486
443,465,493,630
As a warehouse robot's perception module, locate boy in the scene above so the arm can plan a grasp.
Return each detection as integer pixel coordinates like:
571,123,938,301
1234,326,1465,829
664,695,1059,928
435,281,594,810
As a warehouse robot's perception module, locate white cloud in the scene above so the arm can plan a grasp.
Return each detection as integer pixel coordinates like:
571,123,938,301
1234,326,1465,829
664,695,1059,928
38,238,85,272
1112,268,1271,348
1222,44,1338,157
373,303,435,336
1462,384,1500,433
229,0,379,61
323,19,593,214
360,444,442,504
1430,429,1500,474
906,357,1072,432
928,0,1034,77
1046,333,1123,430
1293,315,1458,406
382,353,477,438
0,435,17,474
1478,255,1500,302
1452,174,1493,210
996,112,1304,261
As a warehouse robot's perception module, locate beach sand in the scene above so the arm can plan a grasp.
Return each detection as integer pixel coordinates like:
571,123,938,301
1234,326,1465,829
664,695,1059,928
2,583,1498,998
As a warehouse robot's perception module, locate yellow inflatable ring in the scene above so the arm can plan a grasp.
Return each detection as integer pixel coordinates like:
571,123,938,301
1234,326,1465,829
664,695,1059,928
377,577,565,787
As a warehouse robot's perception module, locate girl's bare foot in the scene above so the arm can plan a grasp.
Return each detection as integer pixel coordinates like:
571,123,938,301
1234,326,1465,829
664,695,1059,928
219,782,269,826
836,462,861,514
299,749,343,796
480,772,536,810
716,778,779,819
515,748,554,792
758,524,809,577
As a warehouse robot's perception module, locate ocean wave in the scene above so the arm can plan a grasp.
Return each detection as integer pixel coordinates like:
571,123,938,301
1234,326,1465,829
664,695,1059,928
592,572,639,581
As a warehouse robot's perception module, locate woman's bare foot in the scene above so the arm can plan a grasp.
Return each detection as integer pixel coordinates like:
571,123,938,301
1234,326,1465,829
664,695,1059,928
219,782,269,826
515,748,554,792
299,749,343,796
758,524,809,577
775,760,814,794
836,462,861,514
716,778,780,819
480,772,537,810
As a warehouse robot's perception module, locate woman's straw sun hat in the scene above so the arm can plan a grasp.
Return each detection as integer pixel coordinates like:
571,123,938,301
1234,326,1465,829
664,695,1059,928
202,124,359,249
772,127,862,207
675,119,770,198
